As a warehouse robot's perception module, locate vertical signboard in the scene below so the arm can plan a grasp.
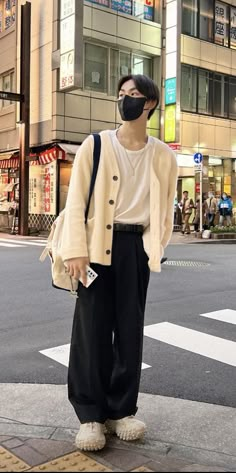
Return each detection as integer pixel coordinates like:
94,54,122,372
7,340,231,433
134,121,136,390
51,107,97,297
60,0,83,91
29,162,57,215
215,2,229,46
231,7,236,48
165,77,176,105
164,105,176,143
164,0,181,144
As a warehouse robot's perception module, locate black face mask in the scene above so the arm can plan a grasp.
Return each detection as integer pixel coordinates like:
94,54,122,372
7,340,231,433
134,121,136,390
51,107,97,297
118,95,147,121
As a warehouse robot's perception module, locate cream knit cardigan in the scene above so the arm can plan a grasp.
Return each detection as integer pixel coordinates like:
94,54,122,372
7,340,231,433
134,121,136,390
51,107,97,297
60,130,178,273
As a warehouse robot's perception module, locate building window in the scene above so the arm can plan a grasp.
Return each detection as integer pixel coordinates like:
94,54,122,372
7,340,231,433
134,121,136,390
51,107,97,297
86,44,153,96
86,0,156,22
213,73,228,118
215,1,229,47
182,0,236,49
0,71,14,109
229,77,236,119
0,0,16,34
182,0,198,37
132,55,152,76
181,64,236,120
120,52,131,77
198,70,213,114
84,44,108,93
110,49,120,97
199,0,214,42
181,64,197,112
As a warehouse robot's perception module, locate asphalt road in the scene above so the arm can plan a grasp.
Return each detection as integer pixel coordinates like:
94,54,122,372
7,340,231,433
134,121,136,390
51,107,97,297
0,241,236,408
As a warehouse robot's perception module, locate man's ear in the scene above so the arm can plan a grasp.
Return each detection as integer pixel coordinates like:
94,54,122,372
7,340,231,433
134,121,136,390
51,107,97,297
144,99,157,112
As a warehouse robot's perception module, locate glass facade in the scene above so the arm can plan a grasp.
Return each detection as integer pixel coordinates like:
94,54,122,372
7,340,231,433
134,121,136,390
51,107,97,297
182,0,236,49
0,0,16,34
180,64,236,120
86,0,156,22
84,43,152,96
182,0,198,37
181,64,197,112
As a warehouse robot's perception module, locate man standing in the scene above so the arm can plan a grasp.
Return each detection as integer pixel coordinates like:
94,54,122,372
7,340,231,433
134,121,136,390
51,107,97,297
179,190,194,234
205,192,217,227
60,74,178,452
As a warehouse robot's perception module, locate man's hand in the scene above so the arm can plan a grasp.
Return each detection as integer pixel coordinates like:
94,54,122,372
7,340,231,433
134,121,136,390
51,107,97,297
64,257,90,287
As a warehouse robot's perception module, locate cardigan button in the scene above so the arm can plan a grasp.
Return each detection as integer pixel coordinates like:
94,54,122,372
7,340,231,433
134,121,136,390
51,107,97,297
109,200,114,205
106,224,112,230
106,249,111,255
113,175,118,181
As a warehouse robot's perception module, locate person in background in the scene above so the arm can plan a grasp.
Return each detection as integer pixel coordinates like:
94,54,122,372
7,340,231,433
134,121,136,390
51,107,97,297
218,193,233,226
205,192,217,228
193,195,208,232
227,195,234,221
179,191,194,234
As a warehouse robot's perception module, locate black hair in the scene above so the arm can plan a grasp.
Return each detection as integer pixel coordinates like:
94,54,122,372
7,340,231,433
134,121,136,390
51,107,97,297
183,190,188,194
117,74,160,120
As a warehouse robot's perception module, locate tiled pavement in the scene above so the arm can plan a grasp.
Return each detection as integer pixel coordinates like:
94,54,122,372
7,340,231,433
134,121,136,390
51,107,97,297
0,435,231,472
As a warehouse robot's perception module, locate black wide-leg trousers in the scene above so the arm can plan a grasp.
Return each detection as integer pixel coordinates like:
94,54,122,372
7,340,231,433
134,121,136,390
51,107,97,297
68,231,150,424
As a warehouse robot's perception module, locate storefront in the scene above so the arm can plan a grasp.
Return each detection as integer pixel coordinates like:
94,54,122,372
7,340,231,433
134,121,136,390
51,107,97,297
176,154,236,203
0,144,79,233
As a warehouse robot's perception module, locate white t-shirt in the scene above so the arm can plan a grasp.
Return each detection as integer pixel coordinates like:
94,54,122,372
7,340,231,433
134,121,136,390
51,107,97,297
109,129,154,228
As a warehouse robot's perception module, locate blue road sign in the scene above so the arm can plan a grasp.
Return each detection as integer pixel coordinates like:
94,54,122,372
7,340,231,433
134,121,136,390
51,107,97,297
193,152,203,164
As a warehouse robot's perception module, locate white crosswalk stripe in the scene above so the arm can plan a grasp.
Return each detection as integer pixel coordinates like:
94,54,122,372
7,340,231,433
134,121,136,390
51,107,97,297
40,344,151,371
200,309,236,325
0,242,25,247
0,238,47,248
39,309,236,370
144,321,236,368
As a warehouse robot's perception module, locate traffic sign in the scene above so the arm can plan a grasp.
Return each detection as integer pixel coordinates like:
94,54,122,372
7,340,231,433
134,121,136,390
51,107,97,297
194,152,203,164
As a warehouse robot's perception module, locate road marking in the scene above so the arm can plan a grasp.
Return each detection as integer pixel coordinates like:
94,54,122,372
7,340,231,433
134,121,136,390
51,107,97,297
0,242,24,247
200,309,236,326
144,322,236,368
0,238,45,247
40,344,151,370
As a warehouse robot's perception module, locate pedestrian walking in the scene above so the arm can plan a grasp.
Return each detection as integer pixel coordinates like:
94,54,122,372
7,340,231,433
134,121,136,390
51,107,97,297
218,193,233,226
60,74,178,452
179,191,194,234
205,192,217,227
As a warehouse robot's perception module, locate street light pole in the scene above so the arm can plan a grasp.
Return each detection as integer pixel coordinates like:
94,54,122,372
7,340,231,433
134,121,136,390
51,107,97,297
19,2,31,236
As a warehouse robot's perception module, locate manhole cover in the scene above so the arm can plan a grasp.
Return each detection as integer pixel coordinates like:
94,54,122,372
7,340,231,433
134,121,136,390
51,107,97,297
163,260,210,267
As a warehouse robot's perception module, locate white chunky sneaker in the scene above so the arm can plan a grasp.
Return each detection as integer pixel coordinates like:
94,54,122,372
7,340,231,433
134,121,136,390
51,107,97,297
106,416,146,441
75,422,106,451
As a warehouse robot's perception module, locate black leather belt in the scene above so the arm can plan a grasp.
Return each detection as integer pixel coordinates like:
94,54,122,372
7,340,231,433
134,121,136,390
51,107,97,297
113,223,144,234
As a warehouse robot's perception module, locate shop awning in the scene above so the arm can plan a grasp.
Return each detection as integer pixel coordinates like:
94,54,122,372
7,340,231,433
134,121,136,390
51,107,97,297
0,152,19,169
58,143,80,156
0,143,78,169
30,146,68,166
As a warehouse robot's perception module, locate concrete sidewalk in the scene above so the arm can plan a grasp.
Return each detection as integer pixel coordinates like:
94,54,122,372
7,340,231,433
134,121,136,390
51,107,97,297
0,384,235,472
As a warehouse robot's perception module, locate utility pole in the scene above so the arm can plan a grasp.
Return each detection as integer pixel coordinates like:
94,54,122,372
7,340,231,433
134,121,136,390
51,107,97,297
19,2,31,236
0,3,31,235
